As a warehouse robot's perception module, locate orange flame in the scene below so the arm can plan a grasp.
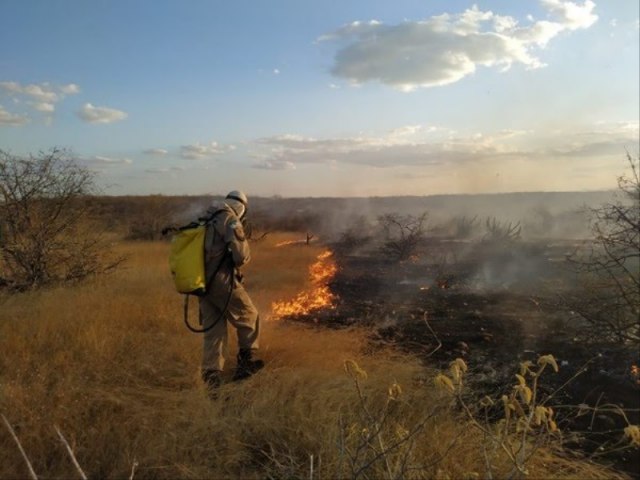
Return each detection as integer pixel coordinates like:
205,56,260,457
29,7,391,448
275,239,305,247
272,250,337,317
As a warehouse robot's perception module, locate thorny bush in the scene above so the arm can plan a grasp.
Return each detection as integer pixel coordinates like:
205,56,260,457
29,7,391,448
567,154,640,343
0,148,122,290
378,212,428,262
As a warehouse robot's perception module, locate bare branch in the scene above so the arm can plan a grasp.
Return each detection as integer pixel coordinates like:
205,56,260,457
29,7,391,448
129,459,139,480
54,425,88,480
422,311,442,358
378,212,428,261
0,149,120,289
1,414,38,480
565,154,640,342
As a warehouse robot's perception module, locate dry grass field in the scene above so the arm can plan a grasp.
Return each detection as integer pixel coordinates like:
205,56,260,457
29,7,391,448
0,233,627,479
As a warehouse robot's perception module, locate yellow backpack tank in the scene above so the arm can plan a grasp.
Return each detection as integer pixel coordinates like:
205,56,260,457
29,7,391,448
164,207,232,333
165,207,227,297
168,224,207,296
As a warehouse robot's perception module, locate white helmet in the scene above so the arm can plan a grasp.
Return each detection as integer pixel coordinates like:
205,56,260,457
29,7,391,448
225,190,248,219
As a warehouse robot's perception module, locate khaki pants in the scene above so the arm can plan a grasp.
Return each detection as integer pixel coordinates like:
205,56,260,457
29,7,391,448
199,274,260,372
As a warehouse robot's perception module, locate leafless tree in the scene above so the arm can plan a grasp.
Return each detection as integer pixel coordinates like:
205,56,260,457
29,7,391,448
483,217,521,243
0,148,122,290
454,215,479,239
568,154,640,342
378,212,428,261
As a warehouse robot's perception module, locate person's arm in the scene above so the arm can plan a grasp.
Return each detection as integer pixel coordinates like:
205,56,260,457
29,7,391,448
224,215,251,267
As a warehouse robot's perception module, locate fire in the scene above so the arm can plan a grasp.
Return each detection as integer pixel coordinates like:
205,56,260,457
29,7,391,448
275,239,305,247
632,365,640,385
272,250,337,317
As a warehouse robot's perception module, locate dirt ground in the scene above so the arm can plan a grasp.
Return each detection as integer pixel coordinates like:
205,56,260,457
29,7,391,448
283,239,640,478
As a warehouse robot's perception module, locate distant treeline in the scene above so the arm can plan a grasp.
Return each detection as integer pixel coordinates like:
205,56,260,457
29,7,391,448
86,191,616,241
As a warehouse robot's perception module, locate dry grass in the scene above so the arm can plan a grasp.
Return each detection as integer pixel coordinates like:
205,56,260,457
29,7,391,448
0,233,627,479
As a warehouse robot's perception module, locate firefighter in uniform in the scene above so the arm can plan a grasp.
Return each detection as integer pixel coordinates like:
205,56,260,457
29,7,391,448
200,190,263,390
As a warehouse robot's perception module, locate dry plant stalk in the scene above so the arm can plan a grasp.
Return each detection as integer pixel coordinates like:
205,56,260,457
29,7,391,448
54,425,88,480
435,354,640,480
436,356,560,479
1,414,38,480
342,360,441,479
129,458,139,480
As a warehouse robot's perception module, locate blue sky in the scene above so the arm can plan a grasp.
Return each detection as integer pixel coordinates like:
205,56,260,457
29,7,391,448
0,0,638,196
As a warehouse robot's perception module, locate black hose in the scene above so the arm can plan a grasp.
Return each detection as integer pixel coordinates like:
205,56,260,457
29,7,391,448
182,276,234,333
182,250,234,334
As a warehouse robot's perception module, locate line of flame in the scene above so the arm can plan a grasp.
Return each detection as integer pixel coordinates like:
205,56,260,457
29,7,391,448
275,239,304,247
271,250,337,317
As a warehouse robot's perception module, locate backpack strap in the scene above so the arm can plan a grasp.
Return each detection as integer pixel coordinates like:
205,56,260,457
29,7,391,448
161,206,229,237
199,207,229,224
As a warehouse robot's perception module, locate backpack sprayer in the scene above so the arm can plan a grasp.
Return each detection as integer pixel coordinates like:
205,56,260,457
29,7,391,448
162,209,234,333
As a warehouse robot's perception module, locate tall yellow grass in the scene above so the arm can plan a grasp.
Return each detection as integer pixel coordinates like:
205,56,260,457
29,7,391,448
0,233,626,479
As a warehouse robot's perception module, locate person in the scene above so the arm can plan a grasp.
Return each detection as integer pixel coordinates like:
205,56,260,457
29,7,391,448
200,190,264,391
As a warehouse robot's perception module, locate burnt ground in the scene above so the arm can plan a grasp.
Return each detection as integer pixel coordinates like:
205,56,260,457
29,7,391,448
282,239,640,477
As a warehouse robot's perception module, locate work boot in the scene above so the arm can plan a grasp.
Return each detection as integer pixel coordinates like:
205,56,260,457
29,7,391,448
202,369,222,398
232,349,264,381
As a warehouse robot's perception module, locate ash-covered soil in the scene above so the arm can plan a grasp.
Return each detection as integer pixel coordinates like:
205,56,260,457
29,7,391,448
283,239,640,476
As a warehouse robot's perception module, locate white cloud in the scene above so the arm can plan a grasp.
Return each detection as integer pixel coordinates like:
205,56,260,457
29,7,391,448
0,82,80,115
0,104,29,126
317,20,382,42
540,0,597,30
180,141,235,159
251,159,296,170
78,103,128,124
31,102,55,113
80,155,133,168
59,84,80,95
90,156,132,164
143,166,184,175
388,124,441,139
143,148,168,155
543,121,639,156
1,82,57,102
493,14,519,33
254,127,499,167
252,121,637,169
273,68,280,75
320,1,598,90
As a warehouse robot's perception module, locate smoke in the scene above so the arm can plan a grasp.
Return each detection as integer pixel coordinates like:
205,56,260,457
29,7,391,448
170,196,222,225
250,191,614,242
468,245,549,290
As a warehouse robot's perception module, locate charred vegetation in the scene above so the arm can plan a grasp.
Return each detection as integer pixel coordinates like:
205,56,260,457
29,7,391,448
269,161,640,477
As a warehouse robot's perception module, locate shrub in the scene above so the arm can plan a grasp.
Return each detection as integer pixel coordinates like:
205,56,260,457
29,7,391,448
378,212,428,261
567,155,640,342
0,148,122,289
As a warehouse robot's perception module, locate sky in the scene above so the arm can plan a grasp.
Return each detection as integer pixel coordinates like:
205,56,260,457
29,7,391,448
0,0,638,197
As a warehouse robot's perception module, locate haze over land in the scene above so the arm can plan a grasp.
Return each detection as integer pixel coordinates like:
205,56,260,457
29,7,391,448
0,0,638,196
